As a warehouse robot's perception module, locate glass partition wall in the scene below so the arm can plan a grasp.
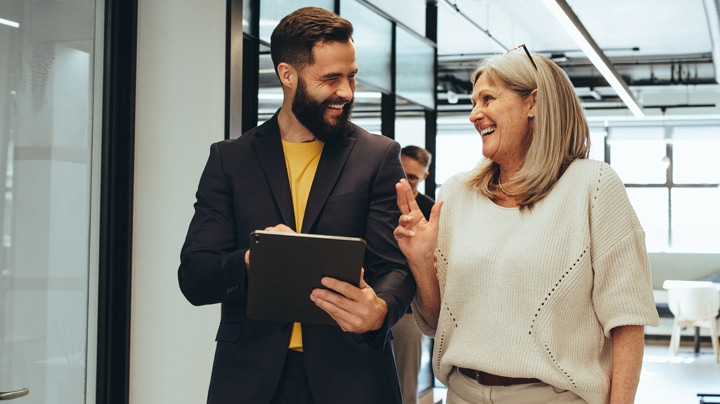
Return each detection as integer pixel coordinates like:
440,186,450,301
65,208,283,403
0,1,100,402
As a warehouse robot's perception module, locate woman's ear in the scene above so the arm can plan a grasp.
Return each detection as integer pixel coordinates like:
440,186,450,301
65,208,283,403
528,88,538,117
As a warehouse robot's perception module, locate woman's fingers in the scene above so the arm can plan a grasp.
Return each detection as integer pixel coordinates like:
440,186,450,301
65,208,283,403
395,180,412,214
393,223,415,239
398,214,414,225
396,179,422,214
428,200,444,223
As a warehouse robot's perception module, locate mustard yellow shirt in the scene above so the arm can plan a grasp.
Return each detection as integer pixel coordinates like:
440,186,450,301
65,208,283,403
282,139,323,350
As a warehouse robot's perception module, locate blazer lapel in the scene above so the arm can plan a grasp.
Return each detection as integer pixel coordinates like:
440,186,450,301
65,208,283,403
252,116,296,229
301,133,356,233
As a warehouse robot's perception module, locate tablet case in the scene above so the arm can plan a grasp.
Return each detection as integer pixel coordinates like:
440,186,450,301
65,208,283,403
246,230,366,325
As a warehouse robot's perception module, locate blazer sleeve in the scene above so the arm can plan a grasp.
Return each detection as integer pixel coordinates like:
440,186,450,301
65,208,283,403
361,140,416,348
178,142,248,306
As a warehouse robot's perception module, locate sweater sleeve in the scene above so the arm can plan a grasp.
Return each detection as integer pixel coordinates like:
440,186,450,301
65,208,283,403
410,248,447,338
589,163,660,337
411,176,460,337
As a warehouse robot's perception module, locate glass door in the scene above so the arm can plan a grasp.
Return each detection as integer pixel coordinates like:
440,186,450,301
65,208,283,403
0,1,99,402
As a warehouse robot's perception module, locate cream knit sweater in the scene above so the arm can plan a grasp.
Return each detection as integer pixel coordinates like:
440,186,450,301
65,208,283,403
413,159,659,404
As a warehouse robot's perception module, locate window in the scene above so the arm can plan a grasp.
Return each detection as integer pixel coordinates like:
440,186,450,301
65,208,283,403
433,118,720,253
626,188,669,251
672,130,720,184
671,188,720,252
608,124,720,253
608,127,667,184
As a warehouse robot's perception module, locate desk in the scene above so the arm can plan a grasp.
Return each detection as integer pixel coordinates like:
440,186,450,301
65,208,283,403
662,280,720,355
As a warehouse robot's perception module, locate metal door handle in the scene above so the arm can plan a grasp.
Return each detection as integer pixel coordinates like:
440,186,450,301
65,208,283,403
0,388,29,400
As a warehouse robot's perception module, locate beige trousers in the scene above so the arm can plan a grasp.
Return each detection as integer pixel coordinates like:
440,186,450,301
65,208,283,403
392,312,423,404
445,367,586,404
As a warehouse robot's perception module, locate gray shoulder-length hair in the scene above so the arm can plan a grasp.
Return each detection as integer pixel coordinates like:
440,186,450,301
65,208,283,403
467,50,590,210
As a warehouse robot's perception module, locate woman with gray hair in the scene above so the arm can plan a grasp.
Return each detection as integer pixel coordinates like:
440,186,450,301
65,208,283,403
394,45,659,404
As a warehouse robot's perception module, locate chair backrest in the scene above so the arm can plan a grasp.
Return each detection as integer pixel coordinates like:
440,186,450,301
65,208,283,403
667,286,720,320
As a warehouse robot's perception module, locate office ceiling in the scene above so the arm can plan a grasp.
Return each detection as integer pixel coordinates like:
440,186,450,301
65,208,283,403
255,0,720,121
433,0,720,119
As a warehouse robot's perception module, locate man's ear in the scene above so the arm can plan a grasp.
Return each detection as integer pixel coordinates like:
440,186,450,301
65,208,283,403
277,62,296,89
421,171,430,181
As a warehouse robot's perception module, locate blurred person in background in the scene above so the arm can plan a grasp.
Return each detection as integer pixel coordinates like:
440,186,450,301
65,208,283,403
393,145,435,404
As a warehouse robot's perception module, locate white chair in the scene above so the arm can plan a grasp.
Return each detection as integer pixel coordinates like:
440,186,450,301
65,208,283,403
667,285,720,363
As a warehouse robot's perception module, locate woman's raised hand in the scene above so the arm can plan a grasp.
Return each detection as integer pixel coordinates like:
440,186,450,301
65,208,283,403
394,179,442,270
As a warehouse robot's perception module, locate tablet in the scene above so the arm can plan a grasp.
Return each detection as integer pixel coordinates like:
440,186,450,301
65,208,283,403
246,230,366,325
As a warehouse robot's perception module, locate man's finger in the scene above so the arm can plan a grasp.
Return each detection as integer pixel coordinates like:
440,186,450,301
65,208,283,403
320,276,360,300
358,268,368,289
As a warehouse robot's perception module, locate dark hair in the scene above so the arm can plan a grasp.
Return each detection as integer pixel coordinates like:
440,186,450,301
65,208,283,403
401,145,432,168
270,7,354,74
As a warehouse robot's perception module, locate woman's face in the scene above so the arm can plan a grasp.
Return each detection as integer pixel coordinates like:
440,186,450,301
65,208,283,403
468,73,535,168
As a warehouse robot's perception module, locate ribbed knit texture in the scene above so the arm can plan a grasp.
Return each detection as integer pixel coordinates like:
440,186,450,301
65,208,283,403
413,159,659,404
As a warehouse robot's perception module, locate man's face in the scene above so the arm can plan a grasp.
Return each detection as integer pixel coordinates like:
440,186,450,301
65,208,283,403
292,41,357,143
401,155,429,194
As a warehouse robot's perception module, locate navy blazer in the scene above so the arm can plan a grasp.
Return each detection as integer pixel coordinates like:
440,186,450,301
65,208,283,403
179,113,415,404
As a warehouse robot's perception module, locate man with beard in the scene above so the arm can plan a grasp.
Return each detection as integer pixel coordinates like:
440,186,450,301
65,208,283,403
178,6,414,404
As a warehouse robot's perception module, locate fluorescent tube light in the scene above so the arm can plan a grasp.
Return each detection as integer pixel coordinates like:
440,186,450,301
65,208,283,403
0,18,19,28
702,0,720,85
541,0,644,118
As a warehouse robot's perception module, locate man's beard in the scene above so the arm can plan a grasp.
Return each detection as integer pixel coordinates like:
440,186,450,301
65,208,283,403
292,77,354,144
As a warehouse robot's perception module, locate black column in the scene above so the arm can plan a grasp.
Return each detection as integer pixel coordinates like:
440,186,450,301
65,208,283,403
97,0,137,402
425,1,438,198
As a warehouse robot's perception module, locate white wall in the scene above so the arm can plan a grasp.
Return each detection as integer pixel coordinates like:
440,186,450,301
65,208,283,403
649,253,720,289
132,0,226,402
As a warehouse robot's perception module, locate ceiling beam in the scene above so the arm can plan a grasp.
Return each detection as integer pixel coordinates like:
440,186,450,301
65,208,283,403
541,0,645,118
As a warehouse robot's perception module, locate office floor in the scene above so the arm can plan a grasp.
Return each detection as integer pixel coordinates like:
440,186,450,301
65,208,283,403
638,337,720,404
421,337,720,404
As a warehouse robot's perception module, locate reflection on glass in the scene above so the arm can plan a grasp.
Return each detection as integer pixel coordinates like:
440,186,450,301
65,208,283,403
362,0,427,36
259,0,335,43
396,26,435,110
0,0,96,402
258,53,282,117
243,0,254,35
340,0,392,92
